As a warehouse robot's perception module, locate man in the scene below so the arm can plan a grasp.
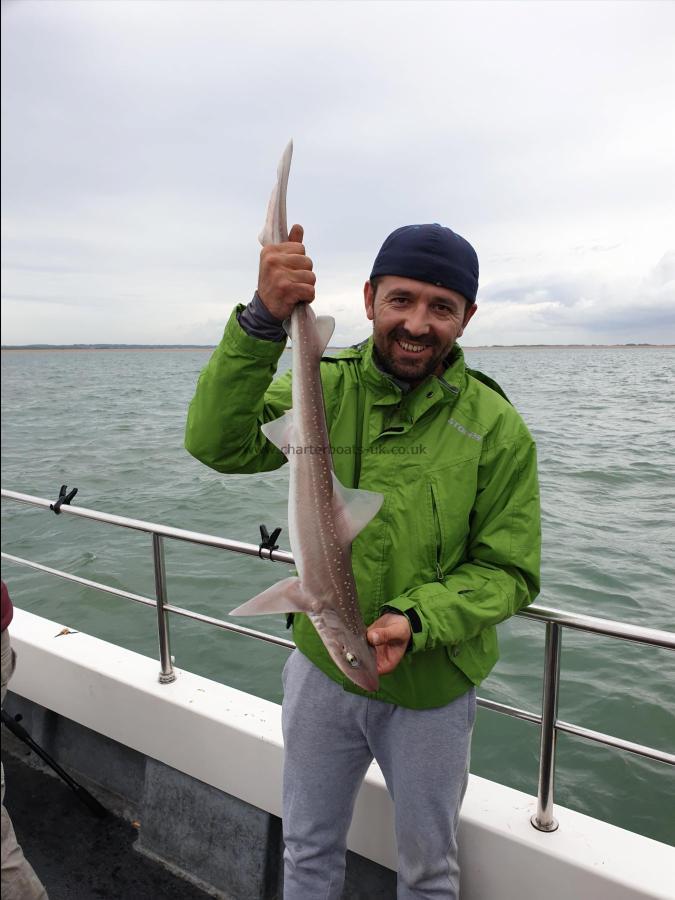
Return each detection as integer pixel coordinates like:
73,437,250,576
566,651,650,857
1,581,49,900
185,223,541,898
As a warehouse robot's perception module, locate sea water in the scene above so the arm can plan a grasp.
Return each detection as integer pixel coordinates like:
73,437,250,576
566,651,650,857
1,345,674,844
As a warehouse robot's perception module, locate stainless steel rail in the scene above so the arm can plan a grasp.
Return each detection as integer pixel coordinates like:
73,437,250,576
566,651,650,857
0,490,294,563
2,487,674,834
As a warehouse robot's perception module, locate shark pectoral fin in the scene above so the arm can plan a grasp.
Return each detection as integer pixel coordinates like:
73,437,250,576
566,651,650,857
261,411,294,454
315,316,335,355
331,473,384,544
229,577,312,616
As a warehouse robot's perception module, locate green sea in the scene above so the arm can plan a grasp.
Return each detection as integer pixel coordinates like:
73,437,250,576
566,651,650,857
1,345,674,845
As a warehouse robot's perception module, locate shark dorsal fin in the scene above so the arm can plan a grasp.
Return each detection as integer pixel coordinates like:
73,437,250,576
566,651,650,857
284,312,335,357
315,315,335,355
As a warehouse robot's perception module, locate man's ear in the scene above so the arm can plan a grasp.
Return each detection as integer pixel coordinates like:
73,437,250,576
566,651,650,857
364,281,375,321
458,302,477,337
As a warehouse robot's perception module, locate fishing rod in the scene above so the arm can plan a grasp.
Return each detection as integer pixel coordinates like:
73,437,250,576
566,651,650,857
1,708,108,819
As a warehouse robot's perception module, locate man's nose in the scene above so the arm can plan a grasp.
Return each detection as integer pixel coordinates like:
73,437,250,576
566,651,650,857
403,305,431,336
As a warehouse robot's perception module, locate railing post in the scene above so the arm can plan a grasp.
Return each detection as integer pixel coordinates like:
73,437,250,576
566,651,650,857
152,533,176,684
531,621,562,832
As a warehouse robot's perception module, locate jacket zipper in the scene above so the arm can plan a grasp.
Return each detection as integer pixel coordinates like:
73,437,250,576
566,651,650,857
431,483,461,657
430,481,445,582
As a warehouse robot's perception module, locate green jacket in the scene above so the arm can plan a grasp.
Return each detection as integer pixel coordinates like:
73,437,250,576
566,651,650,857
185,307,541,709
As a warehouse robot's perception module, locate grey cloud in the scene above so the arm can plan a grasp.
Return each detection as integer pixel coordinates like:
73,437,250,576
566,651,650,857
644,251,675,289
2,0,674,344
2,263,84,274
477,254,675,343
482,278,583,308
1,290,149,307
571,243,622,255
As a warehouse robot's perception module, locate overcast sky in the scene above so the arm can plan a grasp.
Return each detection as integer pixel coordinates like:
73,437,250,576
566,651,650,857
2,0,674,346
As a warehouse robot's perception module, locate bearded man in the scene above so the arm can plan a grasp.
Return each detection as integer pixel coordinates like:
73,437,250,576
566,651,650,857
185,223,541,899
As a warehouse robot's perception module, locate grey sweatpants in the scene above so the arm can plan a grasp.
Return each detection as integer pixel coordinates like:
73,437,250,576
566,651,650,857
281,650,476,900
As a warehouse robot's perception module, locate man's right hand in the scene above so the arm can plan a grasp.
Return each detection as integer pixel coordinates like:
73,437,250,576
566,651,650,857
257,224,316,321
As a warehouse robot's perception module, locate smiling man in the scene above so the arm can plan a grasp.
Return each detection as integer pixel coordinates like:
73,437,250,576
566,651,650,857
366,274,476,383
366,224,478,387
185,222,541,899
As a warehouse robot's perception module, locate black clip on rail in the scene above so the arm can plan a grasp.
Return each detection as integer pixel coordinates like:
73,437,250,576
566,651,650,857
50,484,78,514
258,524,282,560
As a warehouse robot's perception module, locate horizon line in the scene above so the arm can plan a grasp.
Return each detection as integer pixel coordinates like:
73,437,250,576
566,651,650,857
2,342,674,351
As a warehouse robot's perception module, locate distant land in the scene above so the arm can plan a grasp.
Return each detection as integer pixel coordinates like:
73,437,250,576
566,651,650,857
1,342,673,351
1,343,217,350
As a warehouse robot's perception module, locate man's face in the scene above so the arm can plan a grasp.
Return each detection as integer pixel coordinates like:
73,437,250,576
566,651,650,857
364,275,477,385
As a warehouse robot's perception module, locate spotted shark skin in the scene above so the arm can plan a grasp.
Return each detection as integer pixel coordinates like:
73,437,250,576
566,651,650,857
230,141,382,692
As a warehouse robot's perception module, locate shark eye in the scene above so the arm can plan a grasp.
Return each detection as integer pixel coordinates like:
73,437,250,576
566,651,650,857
344,651,360,668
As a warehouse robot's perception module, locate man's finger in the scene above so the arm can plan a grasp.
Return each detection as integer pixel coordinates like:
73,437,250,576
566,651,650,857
368,627,397,646
262,241,305,257
288,223,304,243
286,254,314,270
289,270,316,286
372,642,406,676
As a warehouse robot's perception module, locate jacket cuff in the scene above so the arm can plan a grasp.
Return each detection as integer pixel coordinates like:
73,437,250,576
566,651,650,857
221,304,288,361
237,292,287,342
380,599,426,654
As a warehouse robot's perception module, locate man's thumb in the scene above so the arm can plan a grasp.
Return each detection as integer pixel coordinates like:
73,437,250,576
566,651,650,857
288,223,304,243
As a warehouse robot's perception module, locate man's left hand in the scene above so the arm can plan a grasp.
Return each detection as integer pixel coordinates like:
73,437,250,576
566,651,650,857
367,613,412,676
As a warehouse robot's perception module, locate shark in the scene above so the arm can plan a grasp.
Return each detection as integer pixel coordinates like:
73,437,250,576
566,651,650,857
230,141,383,693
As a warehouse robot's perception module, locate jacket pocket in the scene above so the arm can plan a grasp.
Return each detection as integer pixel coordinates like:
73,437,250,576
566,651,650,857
427,460,477,576
447,626,499,686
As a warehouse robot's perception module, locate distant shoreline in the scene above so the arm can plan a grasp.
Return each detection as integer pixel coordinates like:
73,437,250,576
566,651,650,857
0,345,218,352
1,343,673,352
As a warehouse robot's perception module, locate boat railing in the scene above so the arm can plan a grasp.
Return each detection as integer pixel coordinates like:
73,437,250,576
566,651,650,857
2,487,674,834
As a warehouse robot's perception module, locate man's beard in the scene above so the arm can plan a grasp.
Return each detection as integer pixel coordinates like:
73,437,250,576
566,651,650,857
373,325,450,384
